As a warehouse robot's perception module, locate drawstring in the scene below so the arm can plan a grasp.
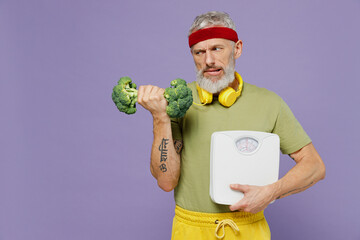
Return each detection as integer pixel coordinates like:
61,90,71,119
215,219,240,239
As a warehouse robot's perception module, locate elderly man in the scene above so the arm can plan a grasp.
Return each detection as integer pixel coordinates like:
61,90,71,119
137,11,325,240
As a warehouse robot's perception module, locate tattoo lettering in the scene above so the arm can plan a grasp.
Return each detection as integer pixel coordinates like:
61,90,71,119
174,140,183,154
159,163,167,172
159,138,169,162
158,138,169,173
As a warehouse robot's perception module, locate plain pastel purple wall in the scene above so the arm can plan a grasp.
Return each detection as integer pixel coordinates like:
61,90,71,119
1,0,359,239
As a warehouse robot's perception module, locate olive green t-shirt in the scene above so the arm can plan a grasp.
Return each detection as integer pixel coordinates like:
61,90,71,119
171,81,312,213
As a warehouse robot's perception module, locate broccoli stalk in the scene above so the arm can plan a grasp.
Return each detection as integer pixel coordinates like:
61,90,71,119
112,77,193,118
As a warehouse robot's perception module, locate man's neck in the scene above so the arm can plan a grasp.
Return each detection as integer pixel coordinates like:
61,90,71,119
228,77,239,91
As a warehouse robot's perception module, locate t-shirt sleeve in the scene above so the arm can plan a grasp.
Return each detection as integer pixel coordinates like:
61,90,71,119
272,98,312,154
171,118,183,141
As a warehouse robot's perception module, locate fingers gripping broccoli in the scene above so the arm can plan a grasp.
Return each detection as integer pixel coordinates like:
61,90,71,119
112,77,193,118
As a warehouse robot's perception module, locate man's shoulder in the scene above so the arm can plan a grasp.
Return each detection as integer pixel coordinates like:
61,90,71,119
243,82,281,101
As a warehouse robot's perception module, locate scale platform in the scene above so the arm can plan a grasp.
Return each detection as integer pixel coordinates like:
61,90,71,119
210,131,280,205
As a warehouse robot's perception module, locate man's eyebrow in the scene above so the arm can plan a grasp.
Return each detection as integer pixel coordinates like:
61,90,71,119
193,44,226,52
192,48,204,52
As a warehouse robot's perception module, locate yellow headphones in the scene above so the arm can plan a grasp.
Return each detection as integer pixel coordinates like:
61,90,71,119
196,72,244,107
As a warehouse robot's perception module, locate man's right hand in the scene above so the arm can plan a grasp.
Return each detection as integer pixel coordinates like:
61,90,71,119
137,85,168,118
138,85,180,191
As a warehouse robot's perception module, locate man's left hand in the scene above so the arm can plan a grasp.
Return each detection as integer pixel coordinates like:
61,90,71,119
229,184,276,214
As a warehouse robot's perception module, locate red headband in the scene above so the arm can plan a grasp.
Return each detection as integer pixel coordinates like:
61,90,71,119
188,27,239,48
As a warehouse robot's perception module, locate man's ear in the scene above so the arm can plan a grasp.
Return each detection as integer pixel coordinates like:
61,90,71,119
234,40,243,59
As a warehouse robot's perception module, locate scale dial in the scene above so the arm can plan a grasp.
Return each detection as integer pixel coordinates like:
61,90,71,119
236,137,259,153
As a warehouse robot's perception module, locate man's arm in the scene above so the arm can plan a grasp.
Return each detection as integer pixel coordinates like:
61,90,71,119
274,143,325,199
229,143,326,213
137,85,182,192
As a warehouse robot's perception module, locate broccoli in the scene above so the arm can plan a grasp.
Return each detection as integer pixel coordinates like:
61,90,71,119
111,77,193,118
112,77,138,114
163,78,193,118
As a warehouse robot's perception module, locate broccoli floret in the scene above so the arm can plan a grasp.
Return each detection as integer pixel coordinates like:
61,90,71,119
112,77,193,118
164,78,193,118
169,78,187,87
112,77,138,114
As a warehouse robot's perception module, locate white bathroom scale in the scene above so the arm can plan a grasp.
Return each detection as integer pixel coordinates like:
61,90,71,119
210,131,280,205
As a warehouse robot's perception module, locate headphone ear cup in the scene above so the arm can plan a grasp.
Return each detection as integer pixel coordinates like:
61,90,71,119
218,87,237,107
197,84,213,104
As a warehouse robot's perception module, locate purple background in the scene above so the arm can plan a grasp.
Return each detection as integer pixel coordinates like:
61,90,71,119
1,0,359,239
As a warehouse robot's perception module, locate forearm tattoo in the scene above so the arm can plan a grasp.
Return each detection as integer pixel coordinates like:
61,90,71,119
158,138,169,173
174,140,183,154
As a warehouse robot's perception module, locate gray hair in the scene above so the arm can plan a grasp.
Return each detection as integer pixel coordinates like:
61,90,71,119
188,11,236,36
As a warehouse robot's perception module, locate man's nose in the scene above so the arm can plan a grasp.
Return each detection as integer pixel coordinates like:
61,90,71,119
205,51,215,66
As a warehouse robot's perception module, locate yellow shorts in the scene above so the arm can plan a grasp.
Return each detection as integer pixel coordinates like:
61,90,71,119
171,205,271,240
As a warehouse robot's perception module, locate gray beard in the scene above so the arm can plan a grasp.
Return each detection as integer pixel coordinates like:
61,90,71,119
196,60,236,94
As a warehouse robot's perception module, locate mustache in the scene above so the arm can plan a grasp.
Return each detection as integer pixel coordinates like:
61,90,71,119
199,65,224,74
